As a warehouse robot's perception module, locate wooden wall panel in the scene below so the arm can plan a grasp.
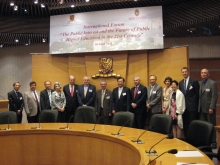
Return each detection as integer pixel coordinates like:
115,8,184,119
68,55,86,85
148,47,188,86
127,50,148,88
32,55,69,90
32,47,188,92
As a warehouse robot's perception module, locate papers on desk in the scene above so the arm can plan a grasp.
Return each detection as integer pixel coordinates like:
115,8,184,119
177,163,208,165
175,151,203,157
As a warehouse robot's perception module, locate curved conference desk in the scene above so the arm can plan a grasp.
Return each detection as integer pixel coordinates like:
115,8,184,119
0,123,214,165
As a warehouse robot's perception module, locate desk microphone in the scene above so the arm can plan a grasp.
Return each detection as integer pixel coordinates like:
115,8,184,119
146,134,174,155
87,116,103,132
131,129,147,144
111,119,131,136
0,95,5,100
31,117,41,129
59,115,74,130
6,115,11,130
145,149,178,165
131,126,154,144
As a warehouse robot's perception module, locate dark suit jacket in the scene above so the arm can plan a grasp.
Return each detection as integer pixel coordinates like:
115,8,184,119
179,77,199,112
63,84,79,112
95,89,112,116
40,89,55,110
131,84,147,113
199,78,218,113
8,90,24,113
146,84,162,114
77,84,96,107
112,86,131,112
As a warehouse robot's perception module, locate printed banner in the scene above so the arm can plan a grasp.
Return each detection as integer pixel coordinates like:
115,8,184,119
50,6,163,54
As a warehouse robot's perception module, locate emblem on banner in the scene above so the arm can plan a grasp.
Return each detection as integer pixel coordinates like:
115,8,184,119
134,9,139,16
92,57,121,78
69,15,75,22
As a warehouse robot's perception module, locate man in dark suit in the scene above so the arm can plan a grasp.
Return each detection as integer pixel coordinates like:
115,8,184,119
77,76,96,107
179,67,199,136
95,80,112,124
146,75,162,123
40,80,54,111
8,82,24,123
63,75,79,122
199,68,218,147
112,77,131,114
23,81,41,123
131,76,147,129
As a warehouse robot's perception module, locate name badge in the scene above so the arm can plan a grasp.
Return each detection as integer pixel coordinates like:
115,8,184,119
122,93,126,96
138,91,141,94
206,89,210,92
20,97,23,100
106,96,110,99
152,91,156,94
89,89,92,92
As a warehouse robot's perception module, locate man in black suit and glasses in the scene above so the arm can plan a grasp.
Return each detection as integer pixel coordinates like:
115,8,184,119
8,82,24,123
40,80,54,111
131,76,147,129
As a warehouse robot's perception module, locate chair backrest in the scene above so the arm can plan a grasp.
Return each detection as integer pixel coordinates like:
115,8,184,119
186,120,214,147
112,111,134,127
39,110,58,123
149,114,172,135
0,111,17,124
74,106,96,124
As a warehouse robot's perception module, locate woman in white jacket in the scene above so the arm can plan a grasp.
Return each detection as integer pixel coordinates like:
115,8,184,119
169,80,185,138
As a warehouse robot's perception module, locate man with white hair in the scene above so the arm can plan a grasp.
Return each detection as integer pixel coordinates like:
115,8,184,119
77,76,96,107
131,76,147,129
199,68,218,148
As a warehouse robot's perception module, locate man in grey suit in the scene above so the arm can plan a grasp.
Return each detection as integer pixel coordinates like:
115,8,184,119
23,81,41,123
199,68,218,147
146,75,162,123
95,80,112,124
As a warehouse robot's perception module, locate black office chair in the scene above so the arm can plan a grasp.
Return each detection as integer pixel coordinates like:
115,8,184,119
74,106,96,124
179,120,214,159
39,110,58,123
112,111,134,127
149,114,172,135
0,111,17,124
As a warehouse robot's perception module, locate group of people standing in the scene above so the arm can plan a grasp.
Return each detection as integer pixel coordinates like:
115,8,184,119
7,67,218,147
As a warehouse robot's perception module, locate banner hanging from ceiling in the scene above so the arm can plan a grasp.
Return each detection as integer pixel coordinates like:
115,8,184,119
50,6,163,54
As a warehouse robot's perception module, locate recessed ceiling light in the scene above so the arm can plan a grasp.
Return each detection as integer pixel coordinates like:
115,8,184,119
14,5,18,11
85,0,90,2
70,4,75,8
34,0,38,4
41,4,45,8
10,2,14,6
15,39,19,43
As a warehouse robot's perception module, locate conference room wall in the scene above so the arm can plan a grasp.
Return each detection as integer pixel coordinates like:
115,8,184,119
0,44,49,99
32,47,187,91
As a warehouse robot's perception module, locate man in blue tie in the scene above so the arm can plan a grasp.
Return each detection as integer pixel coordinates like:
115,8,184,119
179,67,199,137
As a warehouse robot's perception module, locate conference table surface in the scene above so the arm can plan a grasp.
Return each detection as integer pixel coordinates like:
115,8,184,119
0,123,214,165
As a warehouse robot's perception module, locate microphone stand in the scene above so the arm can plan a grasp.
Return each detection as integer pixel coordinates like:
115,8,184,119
131,129,147,144
59,115,74,129
87,116,104,132
111,119,131,136
6,115,11,130
31,117,41,129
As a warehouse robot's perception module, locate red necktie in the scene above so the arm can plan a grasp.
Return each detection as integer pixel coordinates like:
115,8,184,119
71,85,74,97
134,87,138,99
